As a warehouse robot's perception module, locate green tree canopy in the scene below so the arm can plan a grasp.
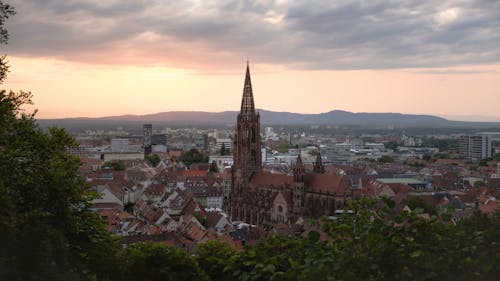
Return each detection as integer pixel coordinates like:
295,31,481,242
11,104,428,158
0,90,121,280
145,153,161,167
102,159,126,171
378,155,394,163
209,160,219,173
119,242,208,281
220,142,227,156
179,148,208,167
403,196,437,215
0,1,15,83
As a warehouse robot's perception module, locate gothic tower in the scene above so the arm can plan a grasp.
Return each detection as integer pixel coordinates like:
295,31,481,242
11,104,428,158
230,62,262,220
233,62,262,182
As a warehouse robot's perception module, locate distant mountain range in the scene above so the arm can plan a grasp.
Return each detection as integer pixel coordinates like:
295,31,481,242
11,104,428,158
38,109,500,128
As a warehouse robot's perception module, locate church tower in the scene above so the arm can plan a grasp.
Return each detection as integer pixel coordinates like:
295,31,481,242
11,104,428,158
230,62,262,221
233,62,262,182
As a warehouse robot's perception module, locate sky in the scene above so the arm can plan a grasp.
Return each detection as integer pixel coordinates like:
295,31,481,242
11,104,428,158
2,0,500,121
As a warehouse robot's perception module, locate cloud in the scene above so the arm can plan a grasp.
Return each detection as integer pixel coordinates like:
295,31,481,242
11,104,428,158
3,0,500,70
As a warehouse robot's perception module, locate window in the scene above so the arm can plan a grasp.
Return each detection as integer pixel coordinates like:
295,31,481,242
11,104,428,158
278,205,283,212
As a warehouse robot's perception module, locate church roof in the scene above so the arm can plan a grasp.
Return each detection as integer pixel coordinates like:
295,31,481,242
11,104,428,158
249,170,347,194
304,173,346,194
250,171,293,187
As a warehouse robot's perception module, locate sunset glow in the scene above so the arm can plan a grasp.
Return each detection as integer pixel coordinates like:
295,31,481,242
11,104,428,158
2,0,500,121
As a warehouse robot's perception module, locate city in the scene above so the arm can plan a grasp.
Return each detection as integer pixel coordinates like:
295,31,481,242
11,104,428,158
63,63,500,245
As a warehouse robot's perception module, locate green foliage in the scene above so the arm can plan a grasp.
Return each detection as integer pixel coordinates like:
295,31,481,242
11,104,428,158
378,155,394,163
361,137,375,143
220,142,227,156
422,154,432,161
179,148,208,167
0,90,121,280
384,141,398,151
405,160,426,167
102,159,126,171
194,211,208,227
145,153,161,167
474,180,486,188
403,196,437,215
119,242,208,281
219,200,500,281
274,143,295,153
421,137,459,151
435,152,450,159
209,160,219,173
0,1,15,83
478,159,488,167
196,240,239,281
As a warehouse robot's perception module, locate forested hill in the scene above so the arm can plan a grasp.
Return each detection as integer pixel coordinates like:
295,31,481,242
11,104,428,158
39,109,500,127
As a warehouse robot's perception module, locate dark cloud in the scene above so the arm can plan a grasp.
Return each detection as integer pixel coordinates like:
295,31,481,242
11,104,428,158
3,0,500,70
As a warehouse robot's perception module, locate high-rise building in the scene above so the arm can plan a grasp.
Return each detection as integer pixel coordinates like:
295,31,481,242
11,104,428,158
143,124,152,156
459,135,491,161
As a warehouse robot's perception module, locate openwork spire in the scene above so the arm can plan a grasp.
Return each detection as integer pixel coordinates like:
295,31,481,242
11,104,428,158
294,154,305,182
313,152,325,174
240,61,255,119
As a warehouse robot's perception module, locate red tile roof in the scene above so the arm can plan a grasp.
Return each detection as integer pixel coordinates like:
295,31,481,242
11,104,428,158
182,170,208,178
250,171,293,187
304,173,346,194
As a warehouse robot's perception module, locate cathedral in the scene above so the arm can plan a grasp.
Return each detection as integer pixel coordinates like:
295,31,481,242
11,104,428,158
229,63,350,225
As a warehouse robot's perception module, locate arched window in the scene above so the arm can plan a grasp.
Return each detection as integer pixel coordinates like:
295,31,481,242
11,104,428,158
278,205,283,213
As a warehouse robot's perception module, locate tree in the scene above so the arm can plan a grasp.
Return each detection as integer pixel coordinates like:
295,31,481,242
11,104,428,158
145,153,161,167
179,148,208,167
474,180,486,188
0,91,121,280
196,240,239,281
209,160,219,173
378,155,394,163
120,242,208,281
0,1,14,83
220,142,227,156
403,196,437,215
422,154,432,162
0,10,121,278
102,159,126,171
384,141,398,151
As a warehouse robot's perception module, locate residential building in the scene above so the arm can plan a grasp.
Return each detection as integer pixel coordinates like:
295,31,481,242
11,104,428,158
459,135,491,161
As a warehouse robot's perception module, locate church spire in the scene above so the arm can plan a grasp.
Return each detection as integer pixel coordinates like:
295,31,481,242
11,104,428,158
240,61,255,119
233,62,262,181
293,154,305,182
313,152,325,174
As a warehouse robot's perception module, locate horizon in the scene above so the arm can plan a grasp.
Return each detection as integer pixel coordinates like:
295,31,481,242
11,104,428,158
34,107,500,123
3,1,500,122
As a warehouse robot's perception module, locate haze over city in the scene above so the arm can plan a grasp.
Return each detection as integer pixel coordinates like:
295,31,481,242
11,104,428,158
2,0,500,121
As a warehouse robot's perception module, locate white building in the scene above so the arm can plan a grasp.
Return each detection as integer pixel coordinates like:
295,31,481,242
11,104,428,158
459,135,492,161
209,155,234,172
111,138,130,152
215,138,233,153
